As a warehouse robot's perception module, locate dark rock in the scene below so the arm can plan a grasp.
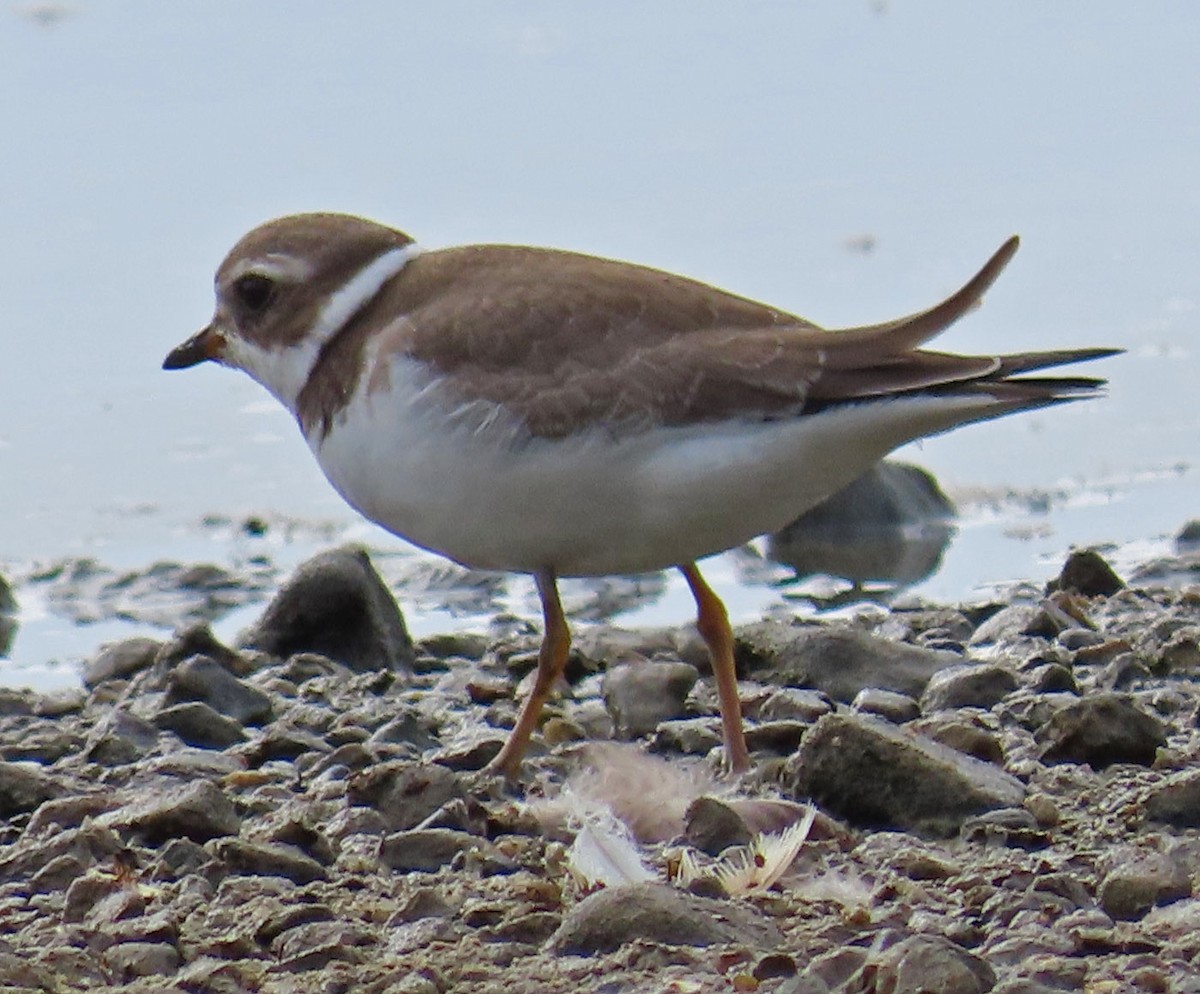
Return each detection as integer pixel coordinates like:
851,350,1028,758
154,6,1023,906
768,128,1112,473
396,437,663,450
684,796,754,854
920,663,1019,711
1035,692,1167,768
109,779,241,843
83,636,162,687
238,724,331,766
1049,549,1125,597
209,838,327,884
379,828,481,873
768,461,955,588
0,718,84,763
163,655,273,725
744,719,808,754
154,702,248,749
602,660,698,739
785,713,1025,837
550,882,783,954
347,760,464,832
1145,769,1200,827
241,545,414,673
852,688,921,723
1027,663,1079,694
738,623,959,702
0,760,61,816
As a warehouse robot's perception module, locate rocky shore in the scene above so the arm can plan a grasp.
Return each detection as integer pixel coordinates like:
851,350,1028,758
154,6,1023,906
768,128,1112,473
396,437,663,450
0,539,1198,994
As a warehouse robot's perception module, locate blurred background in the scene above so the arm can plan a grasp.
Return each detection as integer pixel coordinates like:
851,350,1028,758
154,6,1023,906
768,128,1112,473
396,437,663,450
1,1,1197,687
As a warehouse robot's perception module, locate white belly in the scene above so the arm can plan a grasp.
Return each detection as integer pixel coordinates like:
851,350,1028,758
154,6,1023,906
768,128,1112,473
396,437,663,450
309,358,995,577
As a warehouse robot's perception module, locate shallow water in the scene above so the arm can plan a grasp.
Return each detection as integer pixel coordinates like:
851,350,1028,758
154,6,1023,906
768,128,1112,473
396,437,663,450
1,2,1197,688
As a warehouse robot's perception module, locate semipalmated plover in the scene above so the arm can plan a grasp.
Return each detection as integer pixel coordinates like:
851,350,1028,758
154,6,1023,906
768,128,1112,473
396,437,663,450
164,213,1117,776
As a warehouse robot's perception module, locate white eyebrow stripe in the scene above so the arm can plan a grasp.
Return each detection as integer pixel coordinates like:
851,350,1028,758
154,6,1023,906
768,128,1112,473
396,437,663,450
228,252,315,283
309,244,422,348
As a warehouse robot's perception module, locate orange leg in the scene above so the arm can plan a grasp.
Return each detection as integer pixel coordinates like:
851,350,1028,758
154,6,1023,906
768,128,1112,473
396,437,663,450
680,562,751,774
485,568,571,777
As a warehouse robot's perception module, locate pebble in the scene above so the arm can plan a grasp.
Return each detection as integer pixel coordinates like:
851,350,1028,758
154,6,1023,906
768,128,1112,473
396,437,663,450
1035,692,1168,768
240,544,415,673
601,660,698,739
550,882,783,954
0,541,1196,992
785,712,1025,837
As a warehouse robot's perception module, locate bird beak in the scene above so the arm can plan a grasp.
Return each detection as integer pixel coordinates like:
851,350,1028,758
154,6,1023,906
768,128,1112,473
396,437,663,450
163,325,224,370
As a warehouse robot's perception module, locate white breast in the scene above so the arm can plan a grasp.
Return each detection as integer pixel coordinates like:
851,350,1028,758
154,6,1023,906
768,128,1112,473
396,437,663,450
309,354,999,577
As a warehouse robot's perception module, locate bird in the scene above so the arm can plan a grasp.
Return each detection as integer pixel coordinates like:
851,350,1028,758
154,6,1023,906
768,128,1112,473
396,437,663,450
163,213,1117,776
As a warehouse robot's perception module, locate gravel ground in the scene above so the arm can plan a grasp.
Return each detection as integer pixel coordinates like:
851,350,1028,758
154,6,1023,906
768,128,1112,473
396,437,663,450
0,540,1198,994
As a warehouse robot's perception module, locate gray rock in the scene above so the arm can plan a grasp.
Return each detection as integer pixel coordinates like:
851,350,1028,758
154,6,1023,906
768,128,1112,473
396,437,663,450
163,655,273,725
102,942,181,981
379,828,481,873
652,717,723,758
873,934,995,994
209,838,327,884
550,882,783,954
346,760,464,832
107,779,241,843
738,623,959,702
0,760,60,816
83,636,162,687
154,702,248,749
920,663,1019,711
1035,692,1167,768
751,687,834,722
969,603,1074,645
156,622,250,676
785,712,1025,837
84,708,161,765
1097,846,1192,920
1145,769,1200,827
241,545,414,673
602,660,699,738
852,687,921,723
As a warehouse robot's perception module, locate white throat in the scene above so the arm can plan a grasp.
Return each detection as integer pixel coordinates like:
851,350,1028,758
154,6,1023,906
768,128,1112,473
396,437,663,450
223,243,420,412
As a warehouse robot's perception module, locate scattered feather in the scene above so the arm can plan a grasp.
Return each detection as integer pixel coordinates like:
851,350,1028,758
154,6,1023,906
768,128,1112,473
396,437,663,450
529,742,716,843
712,806,817,896
567,816,657,890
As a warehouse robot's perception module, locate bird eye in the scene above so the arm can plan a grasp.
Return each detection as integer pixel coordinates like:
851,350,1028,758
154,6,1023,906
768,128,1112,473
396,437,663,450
232,272,276,312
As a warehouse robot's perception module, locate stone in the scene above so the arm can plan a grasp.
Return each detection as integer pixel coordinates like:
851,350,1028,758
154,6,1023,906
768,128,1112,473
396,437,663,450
1049,548,1125,597
852,688,920,723
874,934,995,994
83,636,162,687
550,882,783,954
785,712,1025,837
346,760,464,832
163,655,273,725
737,623,960,702
154,702,248,749
920,663,1019,711
241,545,414,673
379,829,482,873
602,660,698,738
0,760,60,816
1144,769,1200,827
102,942,181,981
208,839,327,884
107,779,241,843
1035,692,1167,768
1097,846,1192,920
84,708,161,765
